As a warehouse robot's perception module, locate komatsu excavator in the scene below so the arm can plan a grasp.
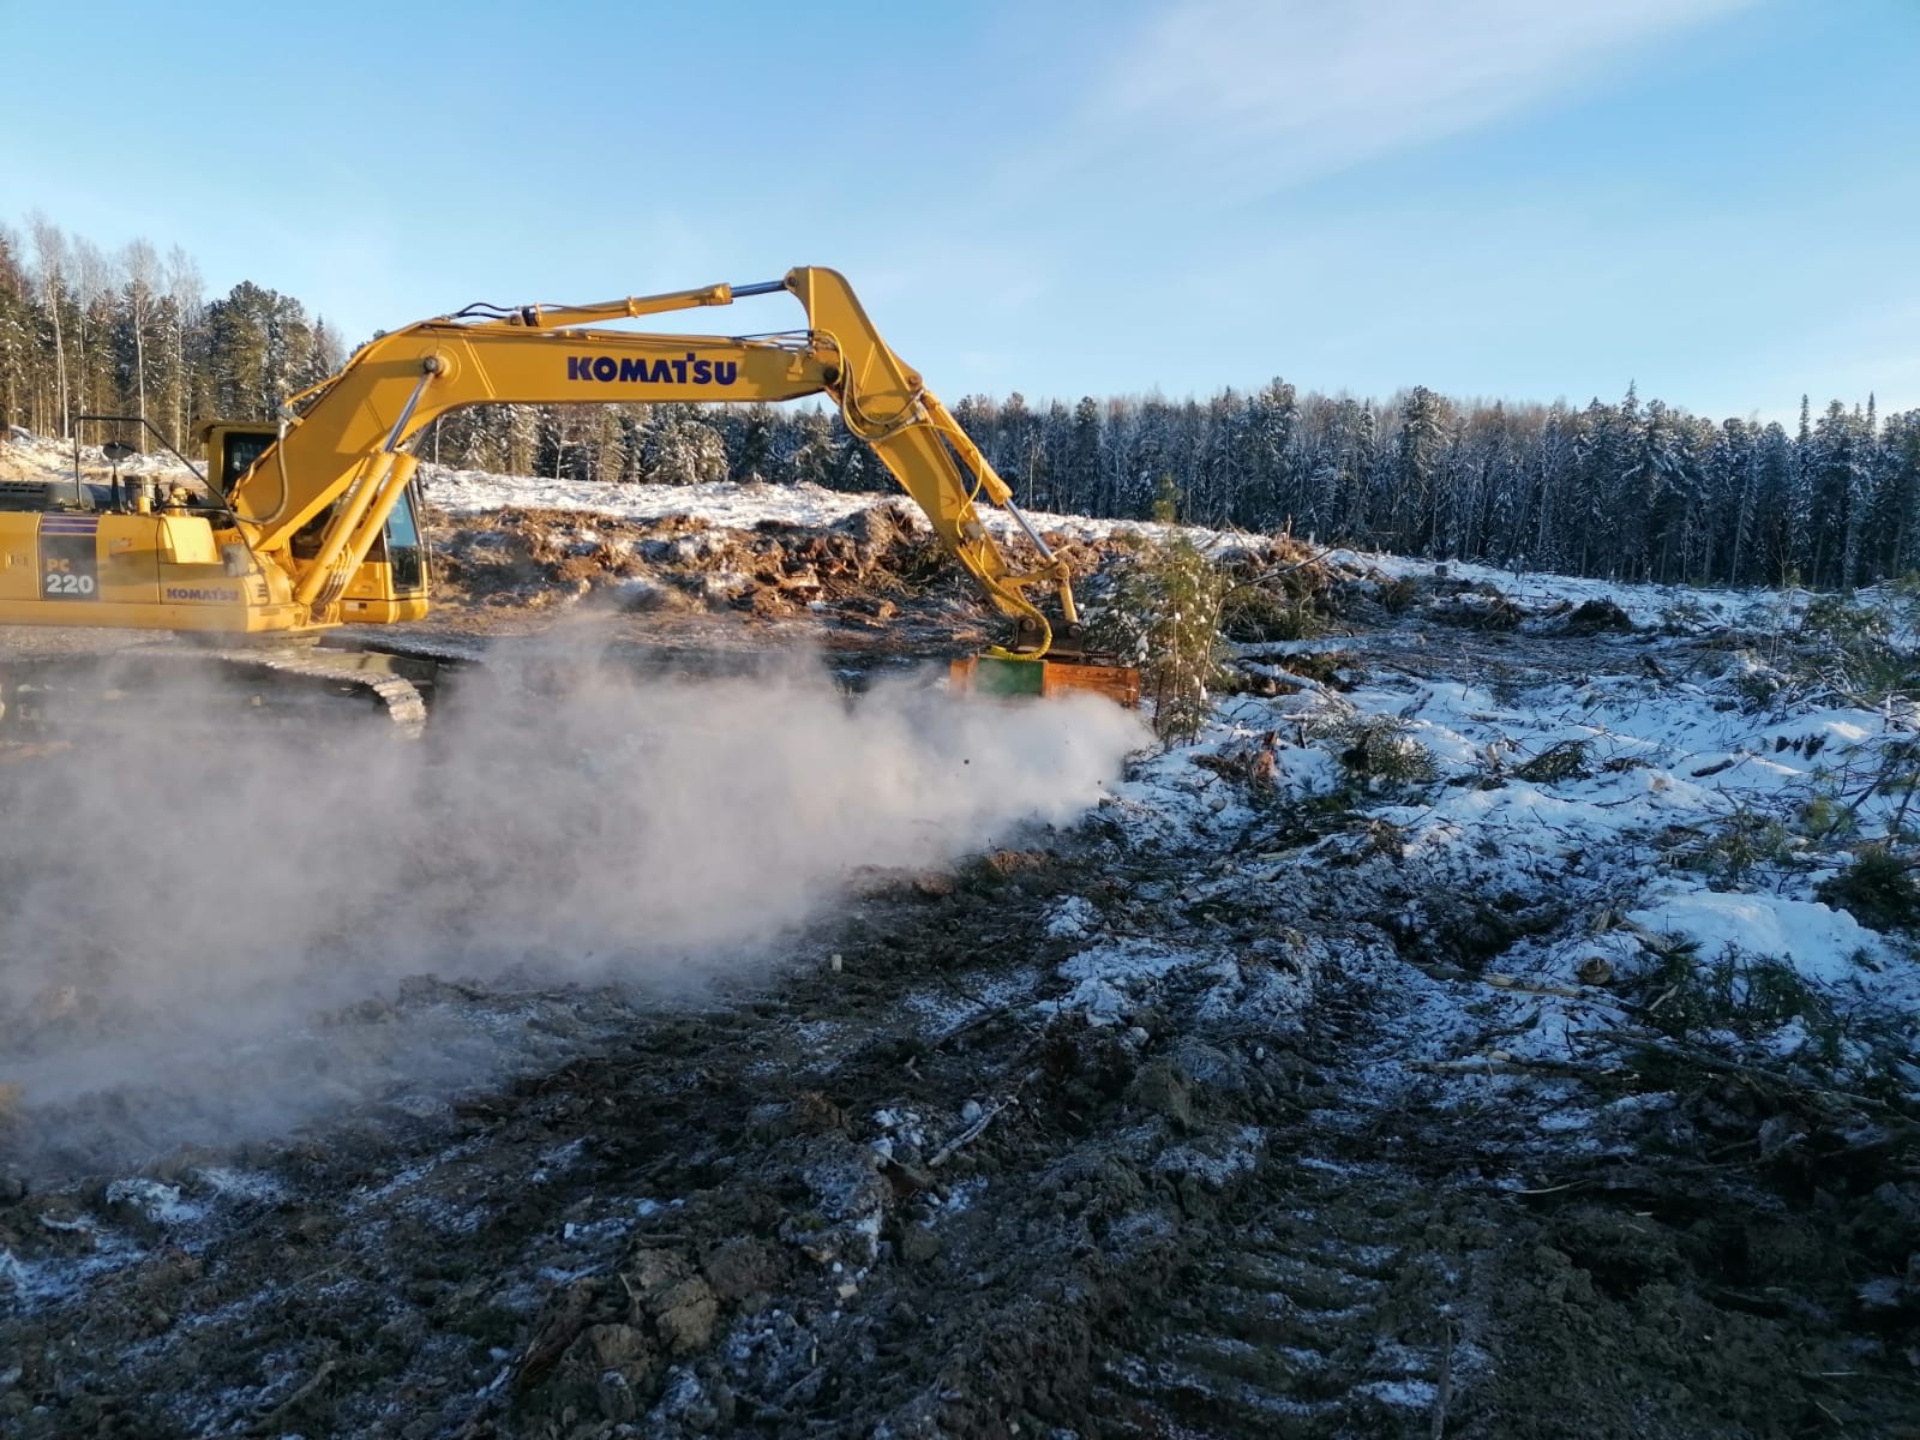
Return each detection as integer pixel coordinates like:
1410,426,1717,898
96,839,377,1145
0,268,1136,727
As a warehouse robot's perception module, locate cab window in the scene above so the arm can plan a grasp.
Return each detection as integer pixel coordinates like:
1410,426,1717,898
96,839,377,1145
220,431,278,495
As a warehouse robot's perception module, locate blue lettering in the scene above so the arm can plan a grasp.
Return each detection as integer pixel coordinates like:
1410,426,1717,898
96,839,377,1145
572,353,737,385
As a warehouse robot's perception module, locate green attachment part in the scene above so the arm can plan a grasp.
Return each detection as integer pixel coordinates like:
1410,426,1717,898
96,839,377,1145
967,654,1046,697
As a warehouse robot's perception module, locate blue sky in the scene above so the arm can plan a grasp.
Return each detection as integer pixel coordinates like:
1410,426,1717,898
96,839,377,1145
5,0,1915,422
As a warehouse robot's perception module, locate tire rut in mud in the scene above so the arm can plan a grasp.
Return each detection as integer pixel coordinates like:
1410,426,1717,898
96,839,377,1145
1088,989,1466,1439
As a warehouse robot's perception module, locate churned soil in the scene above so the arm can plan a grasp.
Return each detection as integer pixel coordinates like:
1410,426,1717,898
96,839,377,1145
2,514,1918,1438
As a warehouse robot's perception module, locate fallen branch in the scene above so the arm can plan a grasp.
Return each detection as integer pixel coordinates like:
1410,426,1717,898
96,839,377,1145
248,1358,338,1435
1586,1029,1911,1120
1482,972,1600,1001
1429,1315,1455,1440
1412,1055,1605,1078
929,1099,1011,1167
929,1090,1024,1168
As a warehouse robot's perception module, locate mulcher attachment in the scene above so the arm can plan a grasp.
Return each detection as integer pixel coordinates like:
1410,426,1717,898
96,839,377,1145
949,654,1141,706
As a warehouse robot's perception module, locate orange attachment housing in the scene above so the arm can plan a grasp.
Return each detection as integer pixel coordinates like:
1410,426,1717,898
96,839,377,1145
950,655,1141,707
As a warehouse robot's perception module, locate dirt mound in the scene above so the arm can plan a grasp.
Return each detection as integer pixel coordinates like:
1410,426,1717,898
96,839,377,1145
1430,581,1525,630
430,502,974,624
1560,596,1638,635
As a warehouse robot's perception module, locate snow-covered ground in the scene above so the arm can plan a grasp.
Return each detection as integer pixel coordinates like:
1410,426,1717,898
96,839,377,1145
2,427,210,481
392,445,1912,1124
6,435,1919,1432
423,465,1920,1075
7,427,1915,1095
1074,607,1920,1119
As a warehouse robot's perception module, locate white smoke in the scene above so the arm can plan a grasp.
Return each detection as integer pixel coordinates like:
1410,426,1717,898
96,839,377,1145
0,646,1145,1163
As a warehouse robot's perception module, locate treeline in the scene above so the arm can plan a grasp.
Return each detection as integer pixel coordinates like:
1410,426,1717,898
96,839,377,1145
435,382,1920,592
5,216,1916,591
0,215,343,453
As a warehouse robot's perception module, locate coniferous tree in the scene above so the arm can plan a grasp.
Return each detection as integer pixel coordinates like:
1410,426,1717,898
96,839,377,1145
1388,386,1450,555
0,226,35,430
27,214,71,437
117,240,161,448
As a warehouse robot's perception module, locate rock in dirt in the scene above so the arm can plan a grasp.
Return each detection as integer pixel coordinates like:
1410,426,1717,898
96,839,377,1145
624,1248,719,1355
700,1237,789,1302
898,1222,943,1265
1127,1060,1195,1131
1576,954,1615,986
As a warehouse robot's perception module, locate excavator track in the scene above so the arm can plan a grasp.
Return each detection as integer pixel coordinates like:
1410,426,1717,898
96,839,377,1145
0,643,442,742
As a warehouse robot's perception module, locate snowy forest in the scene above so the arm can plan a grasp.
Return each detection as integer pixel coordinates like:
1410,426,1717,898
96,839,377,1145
5,216,1916,592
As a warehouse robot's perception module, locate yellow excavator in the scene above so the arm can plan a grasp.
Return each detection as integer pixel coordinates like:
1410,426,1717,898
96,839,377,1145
0,268,1136,726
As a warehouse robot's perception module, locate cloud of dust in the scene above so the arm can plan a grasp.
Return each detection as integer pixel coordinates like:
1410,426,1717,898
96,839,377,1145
0,647,1146,1162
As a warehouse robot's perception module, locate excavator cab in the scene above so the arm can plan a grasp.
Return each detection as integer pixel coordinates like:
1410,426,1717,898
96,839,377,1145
207,425,276,498
202,423,430,625
332,485,428,623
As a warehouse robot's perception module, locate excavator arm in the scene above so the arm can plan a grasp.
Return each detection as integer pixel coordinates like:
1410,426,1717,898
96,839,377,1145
230,267,1085,659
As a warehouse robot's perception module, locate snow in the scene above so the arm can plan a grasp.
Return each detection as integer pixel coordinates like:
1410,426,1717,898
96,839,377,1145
192,1167,285,1204
104,1178,206,1228
405,463,1895,698
1358,1378,1440,1410
901,968,1040,1039
1009,543,1920,1106
1,430,209,485
1153,1126,1266,1186
560,1217,632,1245
1627,889,1908,994
0,1220,139,1307
1043,896,1100,939
1039,939,1232,1027
1059,939,1203,988
1324,546,1790,635
423,461,1308,553
427,470,881,530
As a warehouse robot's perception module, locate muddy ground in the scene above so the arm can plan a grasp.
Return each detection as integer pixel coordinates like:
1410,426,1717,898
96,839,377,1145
2,512,1918,1438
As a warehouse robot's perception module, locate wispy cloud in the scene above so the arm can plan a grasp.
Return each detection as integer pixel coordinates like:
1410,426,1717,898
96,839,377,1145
1039,0,1757,201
